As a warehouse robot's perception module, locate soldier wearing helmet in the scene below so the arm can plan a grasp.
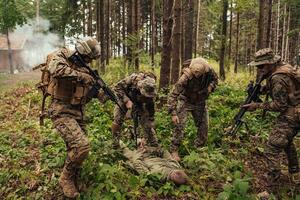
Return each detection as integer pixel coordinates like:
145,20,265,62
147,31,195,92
46,37,103,198
167,57,218,161
243,48,300,198
111,72,160,149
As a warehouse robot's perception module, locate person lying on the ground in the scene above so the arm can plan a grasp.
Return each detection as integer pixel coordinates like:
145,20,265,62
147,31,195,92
120,139,189,185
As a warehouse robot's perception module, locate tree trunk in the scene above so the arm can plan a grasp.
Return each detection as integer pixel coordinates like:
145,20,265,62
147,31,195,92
234,12,240,73
275,0,280,54
266,0,273,47
257,0,272,49
183,0,193,61
122,0,126,57
83,0,87,36
159,0,174,89
100,0,106,73
127,0,133,68
288,4,300,65
284,6,290,61
228,0,233,70
219,0,228,80
106,0,110,65
6,30,13,74
171,0,182,84
87,0,93,36
151,0,156,69
134,0,140,70
281,3,286,58
195,0,201,57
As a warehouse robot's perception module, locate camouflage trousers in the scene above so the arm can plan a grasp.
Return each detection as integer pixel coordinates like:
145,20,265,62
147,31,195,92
48,101,90,174
170,101,208,152
51,116,90,174
113,104,159,147
264,110,299,189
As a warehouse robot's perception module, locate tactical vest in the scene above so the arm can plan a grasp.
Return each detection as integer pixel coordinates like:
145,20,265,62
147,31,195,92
36,48,92,106
182,68,211,103
270,63,300,106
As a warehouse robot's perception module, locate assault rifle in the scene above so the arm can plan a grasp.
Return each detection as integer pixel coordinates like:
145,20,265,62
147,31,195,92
69,52,125,114
225,78,263,135
131,104,141,147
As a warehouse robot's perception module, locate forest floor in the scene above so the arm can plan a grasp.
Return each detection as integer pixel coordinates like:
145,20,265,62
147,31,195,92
0,71,41,92
0,59,299,199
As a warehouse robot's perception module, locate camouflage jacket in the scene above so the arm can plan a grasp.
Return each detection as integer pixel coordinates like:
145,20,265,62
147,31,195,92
114,72,156,115
168,67,218,115
121,144,182,180
47,48,103,119
48,48,89,79
259,63,300,113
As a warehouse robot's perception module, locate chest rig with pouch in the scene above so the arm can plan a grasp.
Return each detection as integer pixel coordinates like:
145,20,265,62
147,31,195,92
34,48,92,125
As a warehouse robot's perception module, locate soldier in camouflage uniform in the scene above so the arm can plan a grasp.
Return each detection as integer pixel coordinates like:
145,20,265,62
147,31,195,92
168,57,218,161
120,139,188,185
112,72,159,148
243,48,300,196
47,37,102,198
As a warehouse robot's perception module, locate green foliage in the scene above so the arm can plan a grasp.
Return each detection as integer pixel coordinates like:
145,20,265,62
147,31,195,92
218,171,253,200
0,0,27,33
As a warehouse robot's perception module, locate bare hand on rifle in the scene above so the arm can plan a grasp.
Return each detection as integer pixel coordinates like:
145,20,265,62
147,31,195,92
241,103,260,112
126,100,133,109
172,115,180,124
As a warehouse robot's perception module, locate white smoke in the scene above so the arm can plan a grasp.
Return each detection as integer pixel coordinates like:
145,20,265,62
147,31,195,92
11,17,62,70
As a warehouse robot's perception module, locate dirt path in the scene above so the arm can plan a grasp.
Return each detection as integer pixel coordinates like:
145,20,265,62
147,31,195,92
0,71,41,92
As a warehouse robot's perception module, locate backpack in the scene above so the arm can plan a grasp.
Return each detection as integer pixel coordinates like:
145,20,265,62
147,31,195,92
33,53,54,126
271,63,300,106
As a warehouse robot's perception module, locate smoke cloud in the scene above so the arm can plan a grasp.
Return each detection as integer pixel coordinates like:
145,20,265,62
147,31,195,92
11,17,62,70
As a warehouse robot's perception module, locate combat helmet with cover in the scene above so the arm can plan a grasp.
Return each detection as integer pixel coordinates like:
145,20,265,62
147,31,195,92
75,37,101,60
137,76,157,98
182,57,211,78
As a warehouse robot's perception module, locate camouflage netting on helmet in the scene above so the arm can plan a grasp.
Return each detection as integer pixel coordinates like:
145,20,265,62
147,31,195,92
249,48,281,66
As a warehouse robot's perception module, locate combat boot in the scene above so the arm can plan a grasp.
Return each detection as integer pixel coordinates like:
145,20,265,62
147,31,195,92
59,167,79,198
170,151,181,162
112,123,121,149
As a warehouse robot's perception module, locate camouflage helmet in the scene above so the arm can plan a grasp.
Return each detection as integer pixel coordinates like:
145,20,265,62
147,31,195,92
189,57,210,77
248,48,281,67
137,77,157,98
75,37,101,59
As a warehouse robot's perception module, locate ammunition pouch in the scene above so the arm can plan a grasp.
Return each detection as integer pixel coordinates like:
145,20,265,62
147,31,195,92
48,78,91,105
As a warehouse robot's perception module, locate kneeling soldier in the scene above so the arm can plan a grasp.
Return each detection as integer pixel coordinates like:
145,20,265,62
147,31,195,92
112,72,159,148
168,57,218,161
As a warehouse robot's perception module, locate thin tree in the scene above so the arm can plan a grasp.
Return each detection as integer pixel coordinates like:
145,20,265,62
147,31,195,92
183,0,194,61
171,0,182,84
219,0,228,80
234,12,240,73
159,0,174,89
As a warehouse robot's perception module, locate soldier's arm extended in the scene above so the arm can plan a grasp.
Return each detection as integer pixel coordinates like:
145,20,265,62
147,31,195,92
256,74,290,112
167,74,189,115
114,74,135,104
